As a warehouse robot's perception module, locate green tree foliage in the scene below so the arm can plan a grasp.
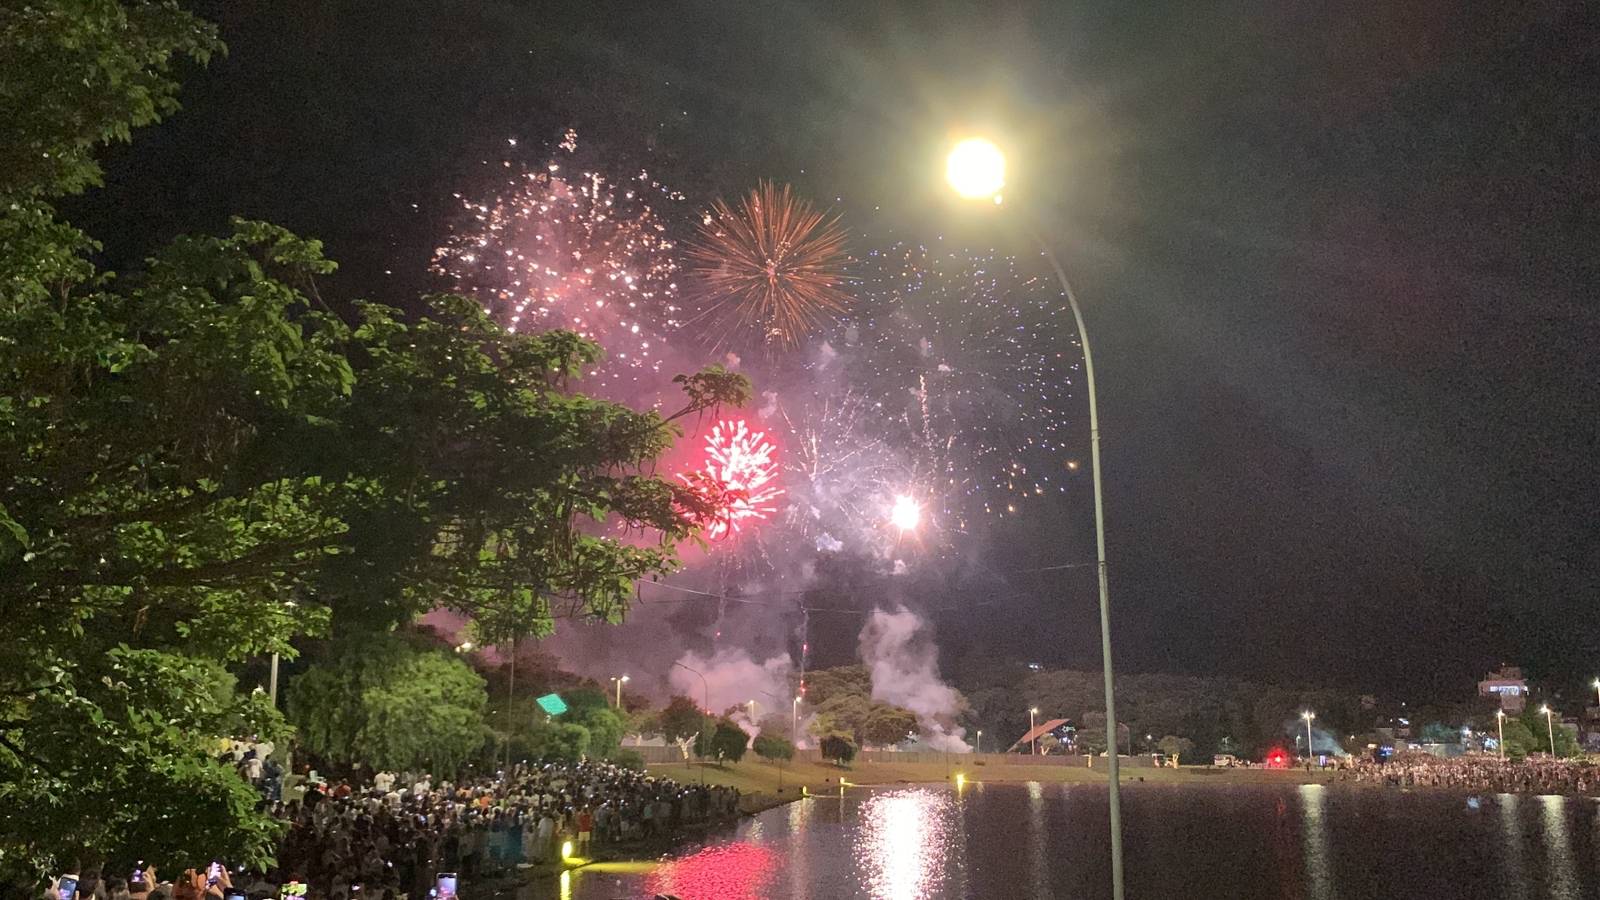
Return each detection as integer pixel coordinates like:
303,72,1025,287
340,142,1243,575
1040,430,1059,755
0,0,748,870
820,734,857,765
286,634,487,774
612,749,646,771
1507,709,1581,759
0,0,224,200
801,665,919,748
1157,735,1195,762
753,733,795,762
659,695,710,743
709,719,748,763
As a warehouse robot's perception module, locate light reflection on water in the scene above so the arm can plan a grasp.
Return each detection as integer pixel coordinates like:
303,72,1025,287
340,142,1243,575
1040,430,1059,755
1539,795,1579,900
1299,784,1336,900
550,784,1600,900
856,788,955,900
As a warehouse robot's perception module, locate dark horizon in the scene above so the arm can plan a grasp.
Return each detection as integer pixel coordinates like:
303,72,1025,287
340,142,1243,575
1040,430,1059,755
66,0,1600,702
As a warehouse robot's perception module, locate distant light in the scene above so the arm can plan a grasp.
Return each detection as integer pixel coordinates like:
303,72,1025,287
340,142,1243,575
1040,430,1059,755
560,840,574,859
946,138,1006,199
890,495,921,531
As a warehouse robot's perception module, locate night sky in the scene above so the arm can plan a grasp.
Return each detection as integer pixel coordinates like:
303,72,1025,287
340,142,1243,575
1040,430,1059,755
68,1,1599,700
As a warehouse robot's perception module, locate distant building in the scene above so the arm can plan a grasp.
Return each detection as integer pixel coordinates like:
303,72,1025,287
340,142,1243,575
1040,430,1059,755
1478,665,1529,713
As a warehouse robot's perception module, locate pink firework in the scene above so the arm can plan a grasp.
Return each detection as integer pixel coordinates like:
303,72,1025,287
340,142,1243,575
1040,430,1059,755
679,419,784,540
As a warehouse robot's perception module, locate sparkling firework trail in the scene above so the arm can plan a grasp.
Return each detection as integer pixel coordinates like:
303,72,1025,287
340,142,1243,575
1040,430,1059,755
678,419,784,540
432,129,683,390
835,242,1083,524
684,181,851,353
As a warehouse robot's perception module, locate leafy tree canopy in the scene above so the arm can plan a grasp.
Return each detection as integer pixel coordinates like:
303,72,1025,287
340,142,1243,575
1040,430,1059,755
286,633,488,775
0,0,749,879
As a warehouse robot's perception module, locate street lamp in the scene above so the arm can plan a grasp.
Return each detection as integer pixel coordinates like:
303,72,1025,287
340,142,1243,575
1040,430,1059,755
949,136,1124,900
945,137,1005,199
1302,711,1316,763
976,729,983,754
1029,707,1039,756
1541,705,1556,756
1496,709,1506,761
1592,679,1599,708
610,674,630,712
792,696,801,745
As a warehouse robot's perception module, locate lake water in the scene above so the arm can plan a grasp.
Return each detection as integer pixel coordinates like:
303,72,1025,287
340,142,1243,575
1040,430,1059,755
532,782,1600,899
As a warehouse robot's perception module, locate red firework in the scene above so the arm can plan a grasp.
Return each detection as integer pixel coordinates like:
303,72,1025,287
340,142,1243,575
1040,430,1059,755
678,419,784,540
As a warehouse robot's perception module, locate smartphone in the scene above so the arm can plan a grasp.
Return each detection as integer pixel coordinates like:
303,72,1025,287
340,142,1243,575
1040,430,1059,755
130,862,146,885
349,887,362,896
206,863,222,887
224,891,247,900
279,882,307,900
434,873,457,898
58,876,79,900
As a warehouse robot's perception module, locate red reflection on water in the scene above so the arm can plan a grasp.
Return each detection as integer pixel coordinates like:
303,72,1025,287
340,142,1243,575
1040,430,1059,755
645,841,778,899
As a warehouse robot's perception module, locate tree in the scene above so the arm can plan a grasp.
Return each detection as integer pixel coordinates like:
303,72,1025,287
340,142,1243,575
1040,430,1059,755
1158,735,1196,762
1,0,750,879
287,634,487,774
709,719,749,763
660,696,710,743
804,684,918,748
820,734,857,765
753,733,795,762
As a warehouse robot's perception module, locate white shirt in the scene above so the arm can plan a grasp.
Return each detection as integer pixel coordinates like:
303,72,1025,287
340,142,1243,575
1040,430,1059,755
374,772,395,792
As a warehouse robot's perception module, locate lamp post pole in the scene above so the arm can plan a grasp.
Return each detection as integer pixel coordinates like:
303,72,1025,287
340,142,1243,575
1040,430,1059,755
1030,707,1038,756
1496,710,1506,760
947,137,1124,899
1542,705,1556,755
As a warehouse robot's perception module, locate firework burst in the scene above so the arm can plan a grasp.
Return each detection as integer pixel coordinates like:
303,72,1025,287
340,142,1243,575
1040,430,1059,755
834,242,1083,525
432,130,683,390
684,181,851,352
678,419,785,540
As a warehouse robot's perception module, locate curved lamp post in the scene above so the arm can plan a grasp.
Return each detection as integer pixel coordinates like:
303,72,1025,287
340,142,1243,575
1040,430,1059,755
947,136,1124,900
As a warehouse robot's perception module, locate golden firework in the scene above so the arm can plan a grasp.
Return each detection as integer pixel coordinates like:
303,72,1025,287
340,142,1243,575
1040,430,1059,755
685,181,850,351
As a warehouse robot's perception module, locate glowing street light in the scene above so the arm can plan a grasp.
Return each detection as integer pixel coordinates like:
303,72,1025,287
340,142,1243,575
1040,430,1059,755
1592,678,1599,707
976,729,983,754
890,494,921,531
1029,707,1040,756
610,674,629,712
1496,709,1506,761
945,137,1006,200
792,696,801,746
1302,711,1316,761
1541,705,1557,756
947,134,1124,900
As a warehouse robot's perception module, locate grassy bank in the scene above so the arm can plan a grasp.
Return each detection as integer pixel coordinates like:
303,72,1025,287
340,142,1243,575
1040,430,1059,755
648,758,1334,802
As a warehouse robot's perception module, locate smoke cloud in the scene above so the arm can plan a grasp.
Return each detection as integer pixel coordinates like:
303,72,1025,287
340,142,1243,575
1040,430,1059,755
668,646,793,718
859,606,970,752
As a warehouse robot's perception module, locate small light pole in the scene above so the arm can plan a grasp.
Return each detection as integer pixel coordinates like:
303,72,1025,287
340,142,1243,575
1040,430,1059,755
1592,679,1600,708
1302,711,1316,764
1496,710,1506,761
610,674,630,712
1541,705,1557,756
976,730,983,754
1030,707,1040,756
792,696,801,746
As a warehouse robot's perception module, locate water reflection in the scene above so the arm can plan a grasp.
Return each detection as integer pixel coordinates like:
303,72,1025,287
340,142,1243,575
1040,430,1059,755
1539,795,1579,900
1027,782,1048,897
1499,794,1529,900
555,784,1600,900
1299,784,1336,900
643,842,778,899
857,788,953,900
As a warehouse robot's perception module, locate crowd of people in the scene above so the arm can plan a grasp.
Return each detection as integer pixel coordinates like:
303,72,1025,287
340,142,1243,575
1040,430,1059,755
48,761,739,900
1348,752,1600,795
276,761,740,895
